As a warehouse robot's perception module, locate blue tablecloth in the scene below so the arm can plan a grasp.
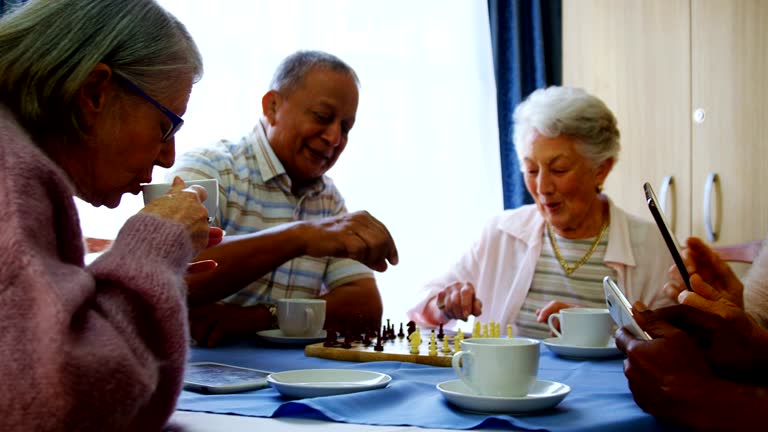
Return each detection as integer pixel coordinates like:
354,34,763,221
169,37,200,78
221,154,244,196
177,340,678,431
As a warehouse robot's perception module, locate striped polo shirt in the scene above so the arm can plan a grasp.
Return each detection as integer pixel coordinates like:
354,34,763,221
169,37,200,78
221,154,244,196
515,227,617,339
166,120,373,305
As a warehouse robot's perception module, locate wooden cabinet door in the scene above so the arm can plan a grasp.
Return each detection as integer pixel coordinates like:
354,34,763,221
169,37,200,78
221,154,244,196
563,0,692,237
691,0,768,244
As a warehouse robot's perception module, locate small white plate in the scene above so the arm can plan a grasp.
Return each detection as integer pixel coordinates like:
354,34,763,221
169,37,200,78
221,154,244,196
437,379,570,414
542,337,622,359
267,369,391,399
256,329,327,345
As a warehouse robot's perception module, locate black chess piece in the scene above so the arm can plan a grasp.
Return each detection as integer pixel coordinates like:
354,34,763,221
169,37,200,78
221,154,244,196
397,322,405,338
373,333,384,352
407,320,416,337
323,328,337,347
437,323,445,340
342,330,353,349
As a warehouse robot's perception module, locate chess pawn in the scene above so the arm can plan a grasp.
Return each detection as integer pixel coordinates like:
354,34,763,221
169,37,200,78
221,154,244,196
496,322,502,338
472,321,481,338
482,323,489,338
441,336,452,354
454,329,464,352
506,324,513,338
374,334,384,352
428,332,438,356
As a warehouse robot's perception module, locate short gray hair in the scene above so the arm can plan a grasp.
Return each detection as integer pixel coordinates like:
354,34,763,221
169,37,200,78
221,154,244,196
0,0,203,139
269,50,359,94
513,86,620,168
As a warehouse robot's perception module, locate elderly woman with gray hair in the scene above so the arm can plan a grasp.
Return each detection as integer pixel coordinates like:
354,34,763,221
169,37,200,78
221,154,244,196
408,86,674,338
0,0,221,429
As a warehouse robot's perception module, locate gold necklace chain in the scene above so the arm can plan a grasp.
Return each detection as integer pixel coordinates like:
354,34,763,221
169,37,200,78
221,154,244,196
547,220,609,276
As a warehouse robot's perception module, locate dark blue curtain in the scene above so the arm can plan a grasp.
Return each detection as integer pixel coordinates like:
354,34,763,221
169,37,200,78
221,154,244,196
1,0,26,16
488,0,561,209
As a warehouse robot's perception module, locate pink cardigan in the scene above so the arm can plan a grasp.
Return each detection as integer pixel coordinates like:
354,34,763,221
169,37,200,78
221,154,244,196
0,107,196,430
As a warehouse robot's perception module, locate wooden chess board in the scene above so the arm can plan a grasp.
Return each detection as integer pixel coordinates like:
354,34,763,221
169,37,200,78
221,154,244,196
304,331,458,367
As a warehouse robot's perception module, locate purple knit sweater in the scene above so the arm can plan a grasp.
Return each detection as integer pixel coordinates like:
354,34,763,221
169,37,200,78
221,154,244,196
0,107,196,430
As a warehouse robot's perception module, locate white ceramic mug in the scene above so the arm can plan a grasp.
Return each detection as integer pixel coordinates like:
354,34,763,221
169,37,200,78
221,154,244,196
451,337,540,397
142,178,218,223
547,307,614,347
277,298,326,337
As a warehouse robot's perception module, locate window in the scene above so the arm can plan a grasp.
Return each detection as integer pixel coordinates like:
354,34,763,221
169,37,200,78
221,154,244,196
77,0,502,321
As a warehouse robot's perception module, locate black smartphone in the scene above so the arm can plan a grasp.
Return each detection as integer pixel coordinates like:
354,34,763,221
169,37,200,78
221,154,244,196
644,182,692,291
183,362,272,394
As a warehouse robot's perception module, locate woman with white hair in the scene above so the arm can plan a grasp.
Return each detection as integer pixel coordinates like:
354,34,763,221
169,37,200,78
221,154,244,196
408,86,674,338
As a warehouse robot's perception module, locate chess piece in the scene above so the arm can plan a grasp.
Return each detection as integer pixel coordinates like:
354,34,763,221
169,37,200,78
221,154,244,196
407,320,416,337
437,323,444,340
507,324,513,338
342,330,354,349
374,333,384,351
397,322,405,338
428,332,437,356
441,336,451,354
323,328,337,347
482,323,489,338
408,329,421,354
473,321,481,338
455,331,463,351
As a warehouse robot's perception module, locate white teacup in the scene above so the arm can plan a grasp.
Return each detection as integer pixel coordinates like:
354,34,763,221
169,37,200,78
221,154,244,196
142,178,218,223
277,298,326,337
451,337,540,397
547,307,614,347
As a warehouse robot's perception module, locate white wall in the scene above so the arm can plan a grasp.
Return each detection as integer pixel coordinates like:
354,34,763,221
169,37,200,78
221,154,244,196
77,0,503,322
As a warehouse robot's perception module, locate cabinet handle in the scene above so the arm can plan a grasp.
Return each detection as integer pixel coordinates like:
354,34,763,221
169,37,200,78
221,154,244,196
658,176,676,232
703,173,721,242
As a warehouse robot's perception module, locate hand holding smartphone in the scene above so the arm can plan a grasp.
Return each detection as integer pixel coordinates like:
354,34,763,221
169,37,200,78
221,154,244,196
644,182,692,291
603,276,652,341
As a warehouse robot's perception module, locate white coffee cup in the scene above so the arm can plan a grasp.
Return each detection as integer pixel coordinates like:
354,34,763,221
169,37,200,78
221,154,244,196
547,307,614,347
451,337,540,397
277,298,326,337
142,178,218,223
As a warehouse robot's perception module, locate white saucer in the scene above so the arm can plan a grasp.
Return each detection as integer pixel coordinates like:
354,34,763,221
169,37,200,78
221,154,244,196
256,329,327,345
267,369,391,399
437,379,570,414
542,337,622,359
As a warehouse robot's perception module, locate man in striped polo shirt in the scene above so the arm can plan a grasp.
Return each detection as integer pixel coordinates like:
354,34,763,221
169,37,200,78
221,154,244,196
168,51,398,347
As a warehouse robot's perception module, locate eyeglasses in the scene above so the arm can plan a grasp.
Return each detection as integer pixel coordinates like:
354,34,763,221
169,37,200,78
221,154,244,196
115,75,184,142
